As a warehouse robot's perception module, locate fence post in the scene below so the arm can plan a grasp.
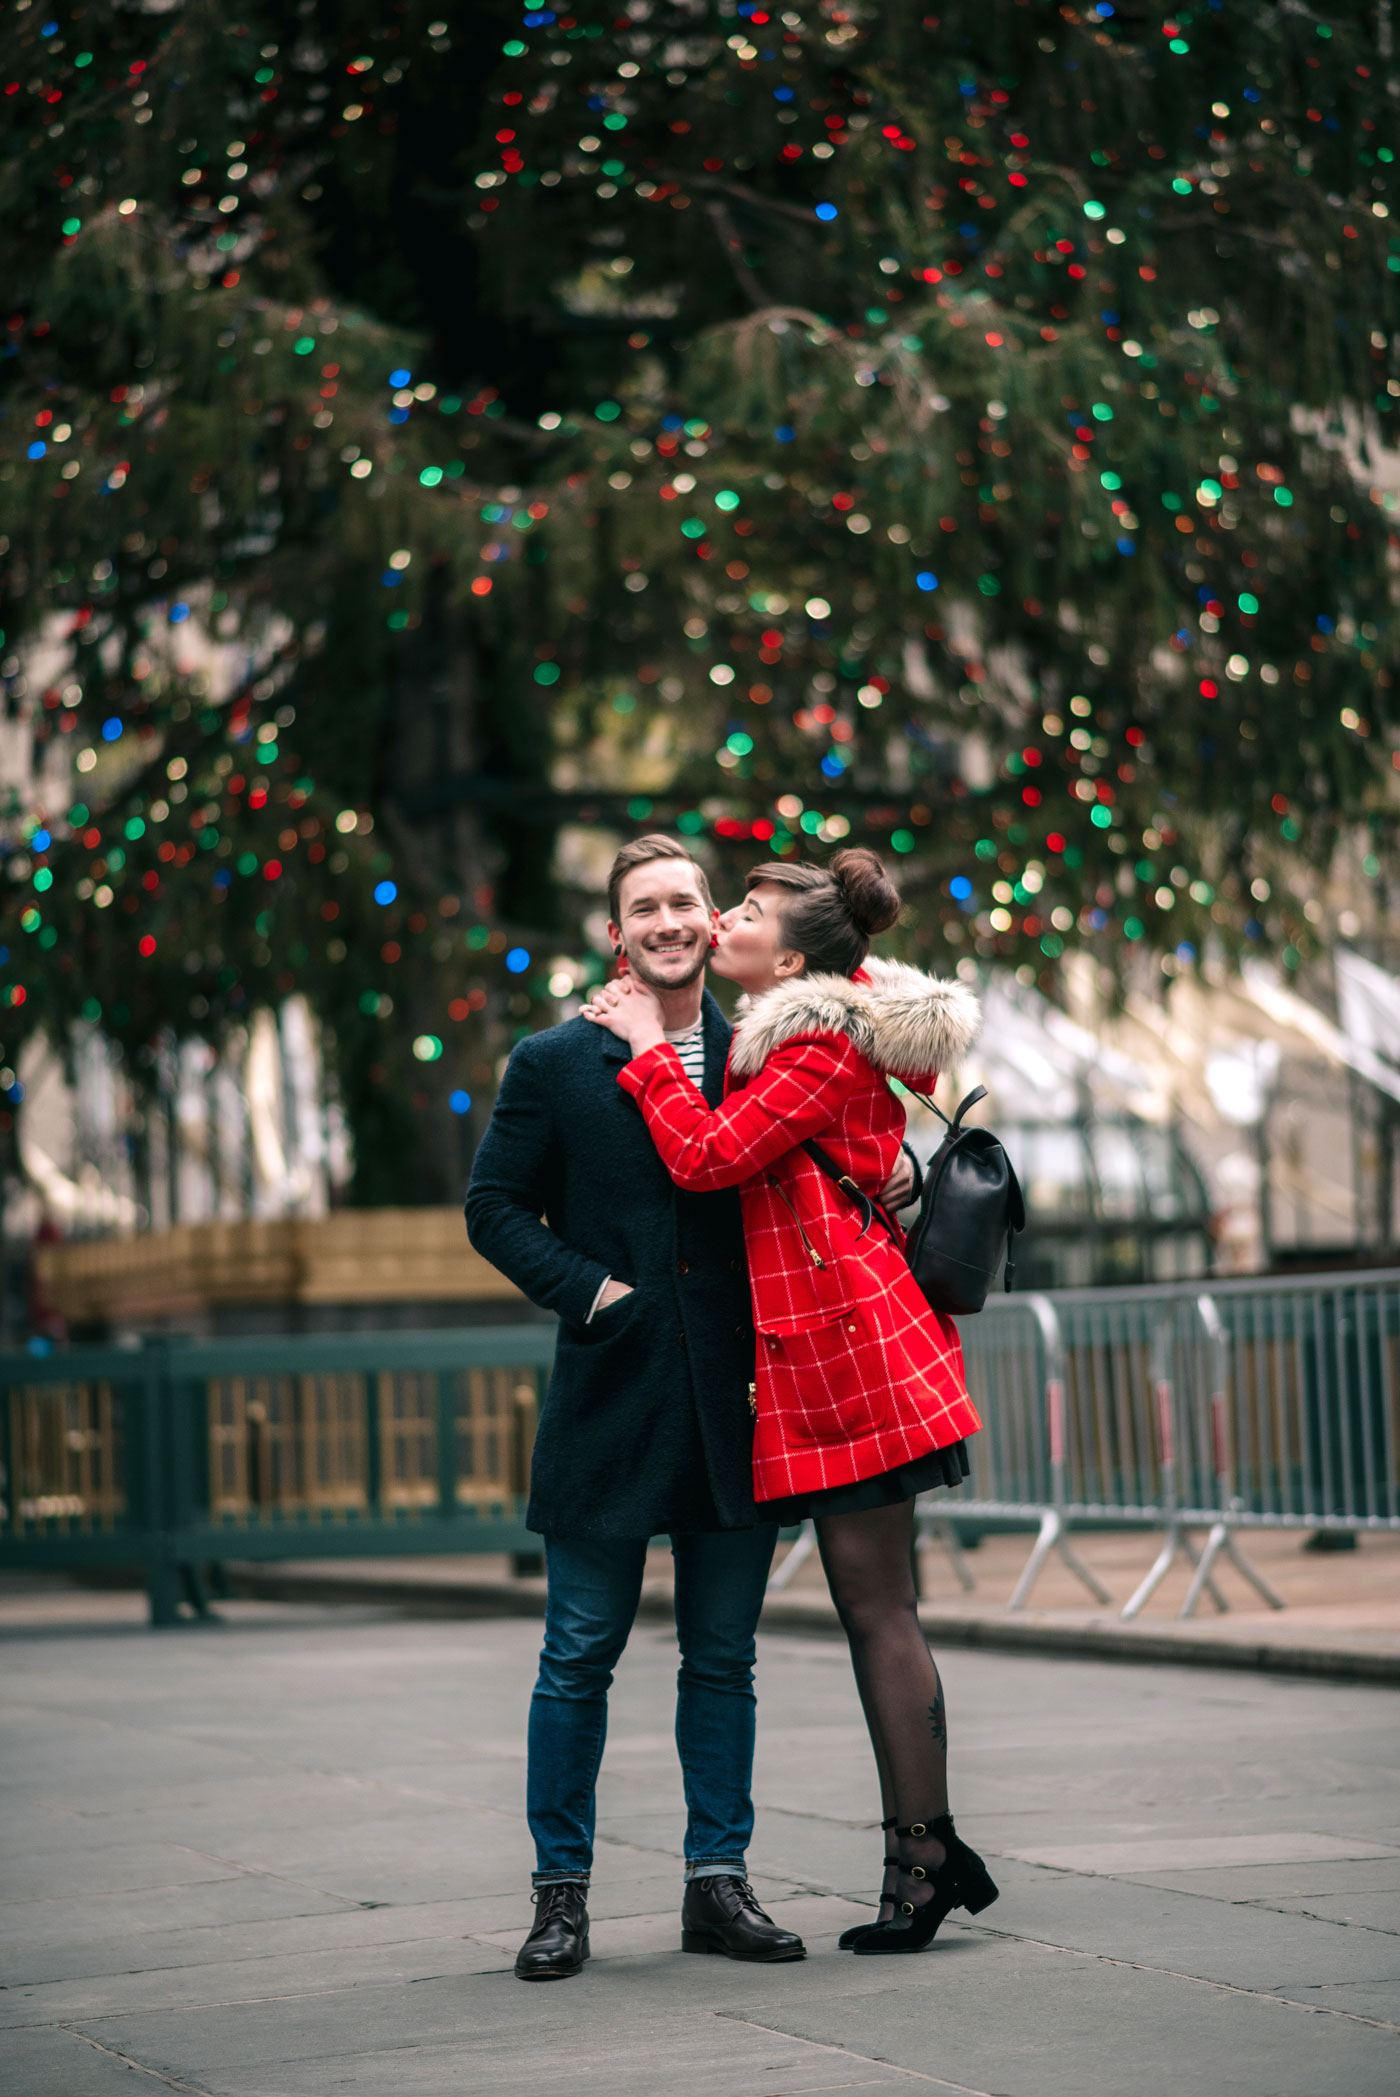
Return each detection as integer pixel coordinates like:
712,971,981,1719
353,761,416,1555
1008,1294,1111,1610
1178,1295,1284,1619
435,1370,457,1524
1120,1314,1185,1619
365,1368,383,1517
137,1343,181,1627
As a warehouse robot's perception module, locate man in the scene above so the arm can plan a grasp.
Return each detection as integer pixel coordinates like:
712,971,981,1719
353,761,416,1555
466,836,910,1981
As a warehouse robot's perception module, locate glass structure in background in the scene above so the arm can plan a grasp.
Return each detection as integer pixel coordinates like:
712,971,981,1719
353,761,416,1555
1002,1116,1212,1291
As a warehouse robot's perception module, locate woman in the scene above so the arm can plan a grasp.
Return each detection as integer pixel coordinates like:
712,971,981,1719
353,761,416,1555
582,848,998,1954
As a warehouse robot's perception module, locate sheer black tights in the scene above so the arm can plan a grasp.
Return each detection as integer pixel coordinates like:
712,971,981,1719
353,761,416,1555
817,1499,948,1918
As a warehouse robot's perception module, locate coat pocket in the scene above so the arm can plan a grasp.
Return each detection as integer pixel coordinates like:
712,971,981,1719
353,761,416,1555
574,1283,641,1342
758,1308,889,1449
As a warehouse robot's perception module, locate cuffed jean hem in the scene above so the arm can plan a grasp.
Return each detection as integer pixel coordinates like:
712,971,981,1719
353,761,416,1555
685,1857,746,1882
531,1870,591,1888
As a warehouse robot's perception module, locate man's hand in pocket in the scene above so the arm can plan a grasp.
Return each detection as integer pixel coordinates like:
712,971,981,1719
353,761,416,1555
596,1278,635,1310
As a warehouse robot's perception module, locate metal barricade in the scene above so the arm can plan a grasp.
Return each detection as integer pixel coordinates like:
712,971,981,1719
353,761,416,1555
903,1270,1398,1619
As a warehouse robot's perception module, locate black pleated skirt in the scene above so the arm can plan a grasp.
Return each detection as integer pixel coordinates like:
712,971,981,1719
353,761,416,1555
758,1438,970,1527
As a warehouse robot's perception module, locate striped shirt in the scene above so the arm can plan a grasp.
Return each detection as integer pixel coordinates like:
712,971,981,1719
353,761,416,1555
664,1020,707,1092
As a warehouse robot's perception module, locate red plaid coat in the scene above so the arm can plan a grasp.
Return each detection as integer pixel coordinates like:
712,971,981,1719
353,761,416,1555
617,959,984,1503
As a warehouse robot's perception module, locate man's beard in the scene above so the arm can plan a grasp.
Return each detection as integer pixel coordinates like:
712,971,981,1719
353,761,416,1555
625,940,707,992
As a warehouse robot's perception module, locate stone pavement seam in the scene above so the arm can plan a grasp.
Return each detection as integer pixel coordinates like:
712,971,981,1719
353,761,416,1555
172,1845,383,1913
61,2025,216,2094
1246,1903,1400,1939
714,2013,998,2094
962,1919,1400,2035
61,1977,456,2022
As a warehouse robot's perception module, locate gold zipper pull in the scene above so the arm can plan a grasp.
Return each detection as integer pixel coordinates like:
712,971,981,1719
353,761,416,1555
768,1173,827,1268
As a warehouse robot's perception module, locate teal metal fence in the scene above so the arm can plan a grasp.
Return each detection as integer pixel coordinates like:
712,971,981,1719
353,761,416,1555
0,1328,555,1623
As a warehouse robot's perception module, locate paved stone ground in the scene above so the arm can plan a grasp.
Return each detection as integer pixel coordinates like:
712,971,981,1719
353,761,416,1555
2,1587,1399,2096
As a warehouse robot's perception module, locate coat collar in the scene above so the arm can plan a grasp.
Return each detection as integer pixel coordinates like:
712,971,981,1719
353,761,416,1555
594,1026,631,1067
728,957,979,1081
700,987,731,1106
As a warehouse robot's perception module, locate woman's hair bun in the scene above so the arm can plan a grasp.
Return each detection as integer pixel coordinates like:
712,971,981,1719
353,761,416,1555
830,847,900,937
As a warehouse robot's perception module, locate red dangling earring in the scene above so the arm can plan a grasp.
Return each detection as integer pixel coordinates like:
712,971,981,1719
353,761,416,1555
709,933,720,950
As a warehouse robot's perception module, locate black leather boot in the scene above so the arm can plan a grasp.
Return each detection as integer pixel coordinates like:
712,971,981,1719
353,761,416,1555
514,1880,590,1980
681,1876,805,1962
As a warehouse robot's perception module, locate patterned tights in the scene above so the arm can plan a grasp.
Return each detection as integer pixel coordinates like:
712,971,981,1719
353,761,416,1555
816,1498,949,1919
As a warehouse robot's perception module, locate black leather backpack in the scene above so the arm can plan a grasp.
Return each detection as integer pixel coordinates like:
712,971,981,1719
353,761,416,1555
804,1085,1024,1317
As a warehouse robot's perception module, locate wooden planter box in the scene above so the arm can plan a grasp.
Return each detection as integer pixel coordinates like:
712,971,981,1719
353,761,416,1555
33,1210,523,1326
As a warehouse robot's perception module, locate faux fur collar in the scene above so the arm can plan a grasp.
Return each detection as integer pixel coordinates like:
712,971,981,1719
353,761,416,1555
728,957,980,1081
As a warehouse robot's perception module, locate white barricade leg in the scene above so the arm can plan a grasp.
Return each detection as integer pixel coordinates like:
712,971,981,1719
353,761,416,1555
918,1512,977,1594
1179,1521,1286,1619
1008,1508,1112,1611
1179,1528,1230,1613
1120,1522,1183,1620
766,1519,817,1593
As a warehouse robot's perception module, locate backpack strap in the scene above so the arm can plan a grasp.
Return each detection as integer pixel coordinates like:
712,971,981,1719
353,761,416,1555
801,1138,902,1247
904,1083,987,1132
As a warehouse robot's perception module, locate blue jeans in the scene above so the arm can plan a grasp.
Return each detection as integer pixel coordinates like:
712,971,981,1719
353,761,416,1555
528,1526,779,1885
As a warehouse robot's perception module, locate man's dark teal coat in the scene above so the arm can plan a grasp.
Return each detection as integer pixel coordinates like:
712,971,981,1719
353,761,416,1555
464,992,759,1540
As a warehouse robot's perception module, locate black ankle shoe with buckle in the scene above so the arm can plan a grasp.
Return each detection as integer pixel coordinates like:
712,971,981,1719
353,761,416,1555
839,1817,898,1950
850,1812,999,1957
515,1880,590,1980
681,1875,806,1962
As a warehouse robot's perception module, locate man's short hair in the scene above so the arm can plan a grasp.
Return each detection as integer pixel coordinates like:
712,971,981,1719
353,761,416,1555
607,834,714,923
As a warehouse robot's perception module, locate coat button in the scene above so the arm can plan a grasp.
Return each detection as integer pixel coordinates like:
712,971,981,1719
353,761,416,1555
677,1259,689,1275
735,1325,744,1338
730,1260,740,1274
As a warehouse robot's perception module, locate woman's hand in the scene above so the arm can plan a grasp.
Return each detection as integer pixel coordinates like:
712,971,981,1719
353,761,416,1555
580,975,667,1053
